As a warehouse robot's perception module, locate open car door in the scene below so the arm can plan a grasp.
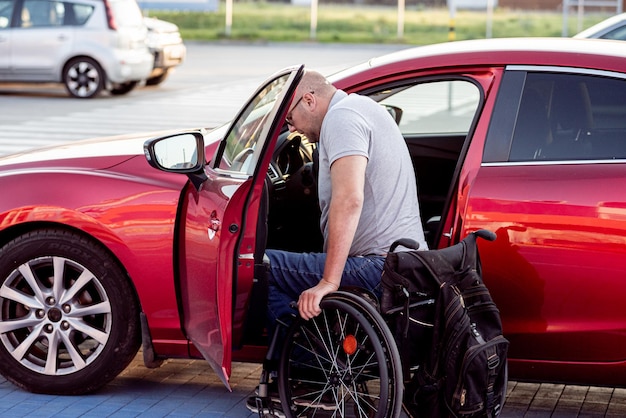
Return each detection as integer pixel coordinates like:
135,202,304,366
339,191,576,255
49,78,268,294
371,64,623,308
177,66,304,389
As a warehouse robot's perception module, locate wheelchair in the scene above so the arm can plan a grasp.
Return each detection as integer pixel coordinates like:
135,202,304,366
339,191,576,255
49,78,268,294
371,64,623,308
255,287,406,418
252,230,502,418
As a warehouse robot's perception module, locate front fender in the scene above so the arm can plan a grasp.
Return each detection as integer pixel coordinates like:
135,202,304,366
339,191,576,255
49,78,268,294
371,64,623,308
0,168,188,348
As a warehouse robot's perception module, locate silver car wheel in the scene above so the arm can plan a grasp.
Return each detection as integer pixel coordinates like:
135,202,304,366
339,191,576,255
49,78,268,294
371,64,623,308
63,58,104,99
0,256,112,376
0,229,140,395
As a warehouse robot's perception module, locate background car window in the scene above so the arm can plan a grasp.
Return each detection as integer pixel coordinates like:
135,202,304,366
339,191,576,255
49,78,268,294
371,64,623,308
21,0,65,27
509,72,626,162
70,3,93,25
377,80,480,135
0,0,13,28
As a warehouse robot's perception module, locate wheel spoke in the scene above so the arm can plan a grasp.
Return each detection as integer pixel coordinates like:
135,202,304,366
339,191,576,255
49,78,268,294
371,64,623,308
59,330,86,369
68,318,108,345
0,285,43,310
11,322,44,360
17,264,46,304
60,268,95,304
67,67,78,79
0,313,42,333
301,322,332,379
44,330,60,375
52,257,65,302
71,300,111,317
86,67,98,79
77,86,88,97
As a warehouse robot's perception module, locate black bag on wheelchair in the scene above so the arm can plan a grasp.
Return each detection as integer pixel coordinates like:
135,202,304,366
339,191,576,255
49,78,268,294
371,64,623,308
381,230,509,418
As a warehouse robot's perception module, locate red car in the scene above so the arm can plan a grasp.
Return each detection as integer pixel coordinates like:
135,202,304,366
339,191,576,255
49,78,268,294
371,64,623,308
0,37,625,396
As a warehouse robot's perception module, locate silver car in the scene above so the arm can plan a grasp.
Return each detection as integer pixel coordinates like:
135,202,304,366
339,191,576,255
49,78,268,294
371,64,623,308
574,12,626,41
144,16,186,86
0,0,154,98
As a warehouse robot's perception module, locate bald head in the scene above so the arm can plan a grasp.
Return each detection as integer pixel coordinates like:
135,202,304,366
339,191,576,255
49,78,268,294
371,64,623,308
296,70,336,100
287,70,338,142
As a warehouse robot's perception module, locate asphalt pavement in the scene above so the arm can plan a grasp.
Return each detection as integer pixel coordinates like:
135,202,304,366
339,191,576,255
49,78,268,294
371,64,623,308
1,352,625,417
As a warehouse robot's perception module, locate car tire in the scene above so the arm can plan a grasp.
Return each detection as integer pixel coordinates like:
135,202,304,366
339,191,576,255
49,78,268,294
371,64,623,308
145,69,170,86
110,81,138,95
63,57,105,99
0,229,141,395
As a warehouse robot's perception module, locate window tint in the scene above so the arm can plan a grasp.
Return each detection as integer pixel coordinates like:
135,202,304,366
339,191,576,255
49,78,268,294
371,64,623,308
70,3,93,25
509,72,626,162
376,80,480,135
0,0,13,28
21,0,65,27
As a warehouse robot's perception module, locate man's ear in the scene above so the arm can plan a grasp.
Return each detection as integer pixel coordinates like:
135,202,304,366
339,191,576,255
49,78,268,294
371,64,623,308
302,91,315,109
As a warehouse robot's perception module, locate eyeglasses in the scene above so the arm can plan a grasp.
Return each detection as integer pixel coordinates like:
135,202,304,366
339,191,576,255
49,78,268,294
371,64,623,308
285,95,304,126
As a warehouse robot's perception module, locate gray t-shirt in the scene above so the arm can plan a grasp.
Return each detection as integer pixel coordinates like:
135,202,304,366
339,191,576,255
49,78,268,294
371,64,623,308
318,90,427,255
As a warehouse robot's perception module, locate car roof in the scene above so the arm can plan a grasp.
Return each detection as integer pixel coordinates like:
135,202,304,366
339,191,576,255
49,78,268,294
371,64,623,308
574,13,626,38
331,37,626,87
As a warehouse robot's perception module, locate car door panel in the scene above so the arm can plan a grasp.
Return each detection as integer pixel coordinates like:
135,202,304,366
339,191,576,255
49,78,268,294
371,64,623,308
473,68,626,367
468,163,626,364
177,173,251,388
11,27,73,80
177,66,303,388
0,30,10,76
11,0,74,80
0,0,15,76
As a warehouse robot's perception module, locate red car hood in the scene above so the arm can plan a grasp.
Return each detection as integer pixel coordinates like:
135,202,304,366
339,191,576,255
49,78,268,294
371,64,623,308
0,130,200,171
0,125,227,172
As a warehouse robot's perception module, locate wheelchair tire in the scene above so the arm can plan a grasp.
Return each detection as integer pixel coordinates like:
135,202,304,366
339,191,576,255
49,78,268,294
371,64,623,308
278,291,403,418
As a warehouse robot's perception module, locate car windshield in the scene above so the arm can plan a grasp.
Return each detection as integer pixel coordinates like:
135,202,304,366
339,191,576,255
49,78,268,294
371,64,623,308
601,25,626,40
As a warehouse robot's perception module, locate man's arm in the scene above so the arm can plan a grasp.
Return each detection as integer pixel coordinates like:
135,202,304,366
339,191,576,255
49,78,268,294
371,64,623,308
297,154,367,320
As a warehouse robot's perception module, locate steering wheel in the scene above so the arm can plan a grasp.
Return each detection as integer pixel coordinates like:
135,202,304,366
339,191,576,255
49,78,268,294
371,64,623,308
231,147,254,171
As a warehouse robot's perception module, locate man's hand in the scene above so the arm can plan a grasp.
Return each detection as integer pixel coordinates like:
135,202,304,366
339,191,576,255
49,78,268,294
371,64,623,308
297,279,339,320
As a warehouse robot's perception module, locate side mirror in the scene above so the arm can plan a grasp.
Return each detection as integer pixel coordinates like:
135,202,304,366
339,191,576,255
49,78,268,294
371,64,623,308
144,132,207,189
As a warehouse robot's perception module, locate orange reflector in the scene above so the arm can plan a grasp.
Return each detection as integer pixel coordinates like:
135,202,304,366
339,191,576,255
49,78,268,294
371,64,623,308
343,334,357,355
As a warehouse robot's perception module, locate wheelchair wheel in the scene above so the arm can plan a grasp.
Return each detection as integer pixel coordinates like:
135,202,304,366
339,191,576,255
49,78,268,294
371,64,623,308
278,291,403,418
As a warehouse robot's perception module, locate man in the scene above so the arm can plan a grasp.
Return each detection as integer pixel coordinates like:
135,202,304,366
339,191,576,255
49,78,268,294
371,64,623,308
247,70,427,414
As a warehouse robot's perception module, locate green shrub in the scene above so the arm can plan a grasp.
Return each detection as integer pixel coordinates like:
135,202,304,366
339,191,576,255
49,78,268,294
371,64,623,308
146,4,613,44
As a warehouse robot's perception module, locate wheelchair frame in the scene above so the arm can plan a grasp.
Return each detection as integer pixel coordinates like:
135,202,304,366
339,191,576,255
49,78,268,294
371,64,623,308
255,289,406,418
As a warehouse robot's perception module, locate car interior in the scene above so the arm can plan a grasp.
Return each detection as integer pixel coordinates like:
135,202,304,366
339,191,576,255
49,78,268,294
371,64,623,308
239,79,482,348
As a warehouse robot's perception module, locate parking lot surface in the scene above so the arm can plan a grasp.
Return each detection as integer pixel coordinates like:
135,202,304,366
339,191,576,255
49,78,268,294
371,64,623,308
1,352,625,417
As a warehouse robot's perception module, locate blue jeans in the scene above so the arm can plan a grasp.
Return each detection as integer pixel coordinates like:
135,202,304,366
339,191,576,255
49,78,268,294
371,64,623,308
266,249,385,333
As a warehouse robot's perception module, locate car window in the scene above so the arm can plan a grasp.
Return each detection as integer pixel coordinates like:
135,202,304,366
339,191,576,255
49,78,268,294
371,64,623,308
215,73,294,175
20,0,65,27
0,0,13,28
509,72,626,162
69,3,93,25
376,80,480,135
